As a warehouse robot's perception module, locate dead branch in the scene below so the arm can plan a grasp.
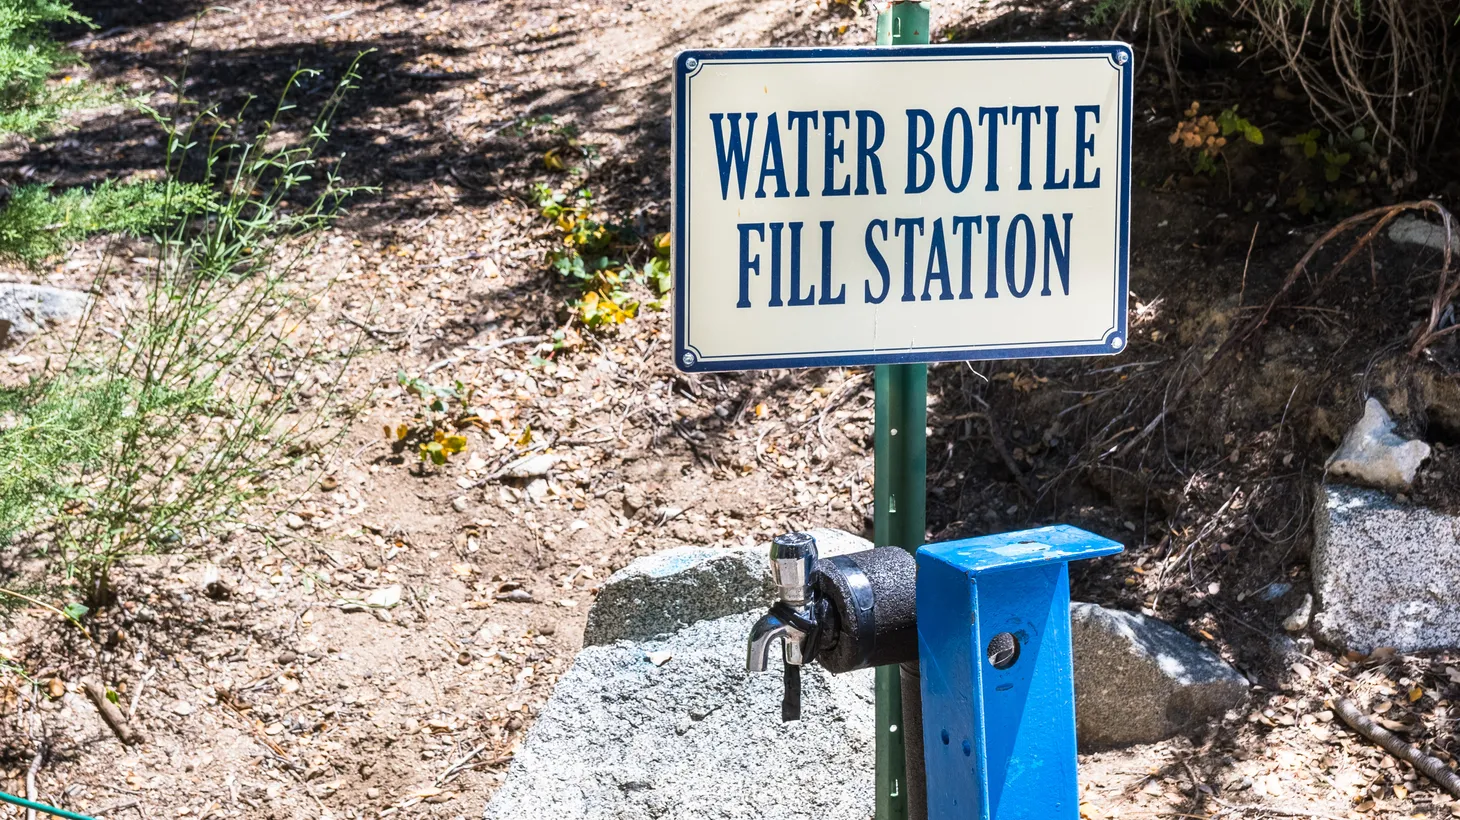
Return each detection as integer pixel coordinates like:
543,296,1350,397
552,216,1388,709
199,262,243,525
83,681,145,746
1334,697,1460,797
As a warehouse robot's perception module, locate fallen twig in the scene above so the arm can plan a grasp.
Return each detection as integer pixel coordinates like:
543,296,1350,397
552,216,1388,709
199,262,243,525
83,681,145,746
340,312,405,340
25,743,43,820
1334,697,1460,798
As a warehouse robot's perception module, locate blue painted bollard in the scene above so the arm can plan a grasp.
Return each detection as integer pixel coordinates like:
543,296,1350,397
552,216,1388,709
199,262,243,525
916,525,1123,820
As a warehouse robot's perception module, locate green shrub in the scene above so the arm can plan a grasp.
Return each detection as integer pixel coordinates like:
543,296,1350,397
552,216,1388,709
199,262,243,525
0,58,374,599
0,179,215,262
0,0,97,134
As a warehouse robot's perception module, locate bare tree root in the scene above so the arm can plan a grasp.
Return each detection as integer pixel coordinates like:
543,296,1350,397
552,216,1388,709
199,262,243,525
1116,200,1454,461
1335,698,1460,798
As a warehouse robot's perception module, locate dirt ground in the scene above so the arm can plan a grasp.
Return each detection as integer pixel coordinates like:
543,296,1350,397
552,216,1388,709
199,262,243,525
1,1,1459,819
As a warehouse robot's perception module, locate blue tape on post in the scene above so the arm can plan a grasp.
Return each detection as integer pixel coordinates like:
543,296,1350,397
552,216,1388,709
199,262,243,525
915,525,1123,820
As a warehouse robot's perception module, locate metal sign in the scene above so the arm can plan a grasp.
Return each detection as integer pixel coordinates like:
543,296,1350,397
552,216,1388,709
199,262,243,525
671,43,1132,373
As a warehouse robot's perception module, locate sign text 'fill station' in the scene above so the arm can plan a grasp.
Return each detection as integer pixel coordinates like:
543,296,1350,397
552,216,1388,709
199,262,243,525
672,44,1132,372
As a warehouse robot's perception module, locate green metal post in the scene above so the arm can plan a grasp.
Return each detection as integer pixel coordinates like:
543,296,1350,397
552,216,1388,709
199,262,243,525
873,10,931,820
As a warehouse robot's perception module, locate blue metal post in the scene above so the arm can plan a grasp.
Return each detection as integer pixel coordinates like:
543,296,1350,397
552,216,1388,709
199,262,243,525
915,525,1123,820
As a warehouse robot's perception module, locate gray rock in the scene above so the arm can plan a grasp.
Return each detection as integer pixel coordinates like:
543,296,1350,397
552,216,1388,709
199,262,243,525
1389,215,1454,253
0,283,90,340
1312,484,1460,653
1071,602,1248,749
582,528,871,647
1325,398,1431,491
485,612,875,820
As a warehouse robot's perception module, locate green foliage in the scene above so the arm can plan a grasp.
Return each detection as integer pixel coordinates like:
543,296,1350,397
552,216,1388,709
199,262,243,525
1171,102,1264,175
0,0,96,135
389,372,472,465
0,58,375,598
1280,125,1375,213
531,184,671,329
0,179,215,263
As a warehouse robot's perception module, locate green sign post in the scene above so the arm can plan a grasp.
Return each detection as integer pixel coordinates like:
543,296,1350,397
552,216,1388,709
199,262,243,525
872,8,932,820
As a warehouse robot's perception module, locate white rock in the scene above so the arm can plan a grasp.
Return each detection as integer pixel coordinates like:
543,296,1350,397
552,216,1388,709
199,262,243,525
364,585,402,609
1283,593,1314,632
451,496,470,513
1389,215,1454,253
526,478,549,502
1325,398,1430,491
499,453,559,479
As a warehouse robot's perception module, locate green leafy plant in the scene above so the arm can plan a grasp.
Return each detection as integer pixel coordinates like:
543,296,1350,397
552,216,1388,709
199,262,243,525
1280,125,1375,214
1170,101,1264,174
531,184,672,329
390,372,472,465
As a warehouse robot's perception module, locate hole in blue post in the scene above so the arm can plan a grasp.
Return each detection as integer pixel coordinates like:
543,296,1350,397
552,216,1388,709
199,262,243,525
986,631,1020,669
962,739,972,757
941,729,949,745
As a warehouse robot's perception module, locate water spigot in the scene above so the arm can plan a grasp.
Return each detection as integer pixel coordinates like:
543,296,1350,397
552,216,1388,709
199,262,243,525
747,532,821,721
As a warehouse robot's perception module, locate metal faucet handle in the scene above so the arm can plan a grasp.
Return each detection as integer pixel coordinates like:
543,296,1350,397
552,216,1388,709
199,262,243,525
770,532,818,606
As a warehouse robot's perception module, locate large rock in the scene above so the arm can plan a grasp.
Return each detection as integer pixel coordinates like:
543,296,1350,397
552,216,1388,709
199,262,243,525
0,283,90,341
1071,602,1248,749
1325,398,1431,492
583,528,872,646
485,612,876,820
1313,484,1460,653
498,533,1250,820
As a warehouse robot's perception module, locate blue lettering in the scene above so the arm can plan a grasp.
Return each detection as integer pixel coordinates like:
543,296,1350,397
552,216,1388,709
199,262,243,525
710,112,757,200
904,109,935,194
1043,106,1070,190
823,110,852,196
818,221,846,305
984,214,1001,298
864,219,891,304
755,113,789,199
768,222,786,307
1012,106,1041,191
1074,105,1101,189
922,218,953,301
894,217,924,303
786,111,819,197
855,110,887,196
736,223,765,308
1005,214,1036,298
787,222,814,306
952,215,983,300
1041,213,1073,296
978,107,1008,191
941,108,973,194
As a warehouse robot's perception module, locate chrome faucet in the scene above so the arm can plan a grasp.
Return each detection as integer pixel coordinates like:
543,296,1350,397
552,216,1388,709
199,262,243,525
747,532,821,720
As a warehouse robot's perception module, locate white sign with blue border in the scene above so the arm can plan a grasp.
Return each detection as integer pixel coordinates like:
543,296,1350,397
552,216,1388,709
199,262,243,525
672,43,1132,373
